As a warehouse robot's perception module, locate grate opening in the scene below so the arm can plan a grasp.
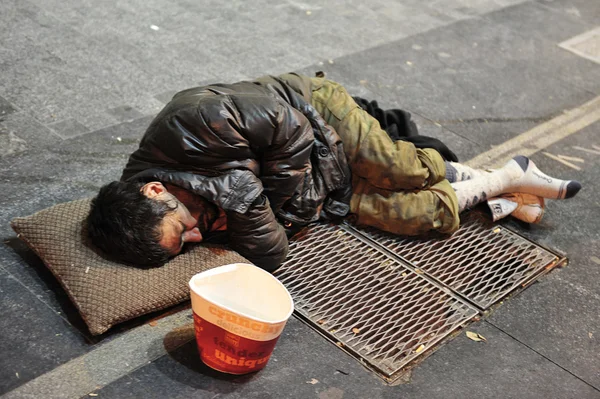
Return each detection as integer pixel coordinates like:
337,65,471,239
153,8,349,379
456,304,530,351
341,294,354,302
355,212,559,309
275,224,478,378
275,212,563,382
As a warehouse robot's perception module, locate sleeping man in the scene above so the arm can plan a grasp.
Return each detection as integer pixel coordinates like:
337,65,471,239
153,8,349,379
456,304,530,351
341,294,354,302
86,73,581,271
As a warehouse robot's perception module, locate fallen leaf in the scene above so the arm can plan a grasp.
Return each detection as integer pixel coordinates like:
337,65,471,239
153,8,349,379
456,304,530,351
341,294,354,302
336,342,344,347
466,331,487,342
401,272,407,277
493,227,501,233
415,344,425,353
149,321,158,327
306,378,319,384
359,80,368,85
415,269,424,274
317,319,326,325
352,328,360,334
589,332,593,339
329,329,337,333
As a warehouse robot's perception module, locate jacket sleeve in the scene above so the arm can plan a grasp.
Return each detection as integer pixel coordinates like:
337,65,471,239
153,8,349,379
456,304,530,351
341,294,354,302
225,195,289,272
258,101,315,213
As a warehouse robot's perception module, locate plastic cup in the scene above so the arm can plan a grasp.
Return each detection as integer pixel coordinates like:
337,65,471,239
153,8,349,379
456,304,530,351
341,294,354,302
189,263,294,374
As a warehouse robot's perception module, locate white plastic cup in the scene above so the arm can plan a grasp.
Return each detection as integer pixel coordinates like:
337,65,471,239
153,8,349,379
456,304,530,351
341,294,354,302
189,263,294,374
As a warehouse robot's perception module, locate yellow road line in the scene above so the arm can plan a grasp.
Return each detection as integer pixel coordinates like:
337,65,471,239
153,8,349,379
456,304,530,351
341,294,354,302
466,95,600,169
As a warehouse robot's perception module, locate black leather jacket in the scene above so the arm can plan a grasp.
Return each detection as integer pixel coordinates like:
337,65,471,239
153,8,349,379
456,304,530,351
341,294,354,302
121,74,351,271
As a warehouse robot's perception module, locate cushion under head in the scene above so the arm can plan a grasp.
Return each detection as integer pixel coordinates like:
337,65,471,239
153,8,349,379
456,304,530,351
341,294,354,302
10,198,248,335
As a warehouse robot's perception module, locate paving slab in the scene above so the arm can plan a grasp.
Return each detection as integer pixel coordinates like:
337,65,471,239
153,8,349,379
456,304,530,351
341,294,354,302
0,267,89,395
387,321,600,399
77,316,388,399
307,1,600,150
0,112,62,153
0,117,153,394
106,105,145,123
530,123,599,213
498,121,600,253
0,129,27,158
486,1,596,43
92,316,600,399
4,0,532,136
0,95,17,118
1,0,599,397
489,121,600,388
536,0,600,26
0,116,153,353
0,241,90,331
293,64,486,163
0,116,151,228
47,118,91,139
488,268,600,388
301,24,597,156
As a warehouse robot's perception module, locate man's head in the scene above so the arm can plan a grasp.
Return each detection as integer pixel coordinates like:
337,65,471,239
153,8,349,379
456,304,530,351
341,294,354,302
87,181,203,267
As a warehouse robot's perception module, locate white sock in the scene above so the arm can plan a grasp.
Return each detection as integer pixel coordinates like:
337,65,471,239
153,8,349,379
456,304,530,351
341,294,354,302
445,162,488,182
452,155,581,211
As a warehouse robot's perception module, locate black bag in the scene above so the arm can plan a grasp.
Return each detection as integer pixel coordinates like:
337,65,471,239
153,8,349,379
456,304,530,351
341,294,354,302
353,97,458,162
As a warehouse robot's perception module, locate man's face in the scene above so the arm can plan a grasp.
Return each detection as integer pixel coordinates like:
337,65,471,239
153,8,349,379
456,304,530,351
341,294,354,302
141,182,204,256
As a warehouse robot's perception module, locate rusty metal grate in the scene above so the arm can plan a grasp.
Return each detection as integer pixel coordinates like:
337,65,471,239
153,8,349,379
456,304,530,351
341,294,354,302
275,212,563,381
275,225,478,379
355,212,561,309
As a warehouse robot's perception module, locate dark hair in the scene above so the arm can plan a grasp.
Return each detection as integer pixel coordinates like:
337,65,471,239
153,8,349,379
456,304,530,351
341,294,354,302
86,181,175,267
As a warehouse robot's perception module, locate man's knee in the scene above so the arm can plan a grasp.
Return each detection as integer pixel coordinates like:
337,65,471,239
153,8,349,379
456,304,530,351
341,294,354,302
349,178,460,236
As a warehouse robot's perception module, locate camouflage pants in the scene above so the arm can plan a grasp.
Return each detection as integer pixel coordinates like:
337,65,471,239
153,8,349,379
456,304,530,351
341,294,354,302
309,78,460,236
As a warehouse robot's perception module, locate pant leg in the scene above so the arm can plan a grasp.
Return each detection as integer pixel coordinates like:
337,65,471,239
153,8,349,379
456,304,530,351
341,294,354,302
350,175,460,235
309,78,447,191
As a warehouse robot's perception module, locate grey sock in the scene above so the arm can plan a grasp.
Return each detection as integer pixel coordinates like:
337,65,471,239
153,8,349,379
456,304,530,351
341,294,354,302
445,162,488,183
445,162,458,183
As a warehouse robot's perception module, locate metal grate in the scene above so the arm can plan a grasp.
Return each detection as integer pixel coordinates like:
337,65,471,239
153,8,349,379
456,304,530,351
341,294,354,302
275,212,563,381
275,224,478,379
355,212,561,309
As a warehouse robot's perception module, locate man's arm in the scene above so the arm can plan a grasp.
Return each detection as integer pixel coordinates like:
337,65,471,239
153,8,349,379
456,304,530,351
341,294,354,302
226,195,288,272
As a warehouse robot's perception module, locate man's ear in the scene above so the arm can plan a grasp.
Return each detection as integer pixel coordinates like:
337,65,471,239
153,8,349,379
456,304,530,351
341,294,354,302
141,182,167,198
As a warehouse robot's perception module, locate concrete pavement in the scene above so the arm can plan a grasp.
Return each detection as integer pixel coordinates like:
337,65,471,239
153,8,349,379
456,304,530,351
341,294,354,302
1,0,599,397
